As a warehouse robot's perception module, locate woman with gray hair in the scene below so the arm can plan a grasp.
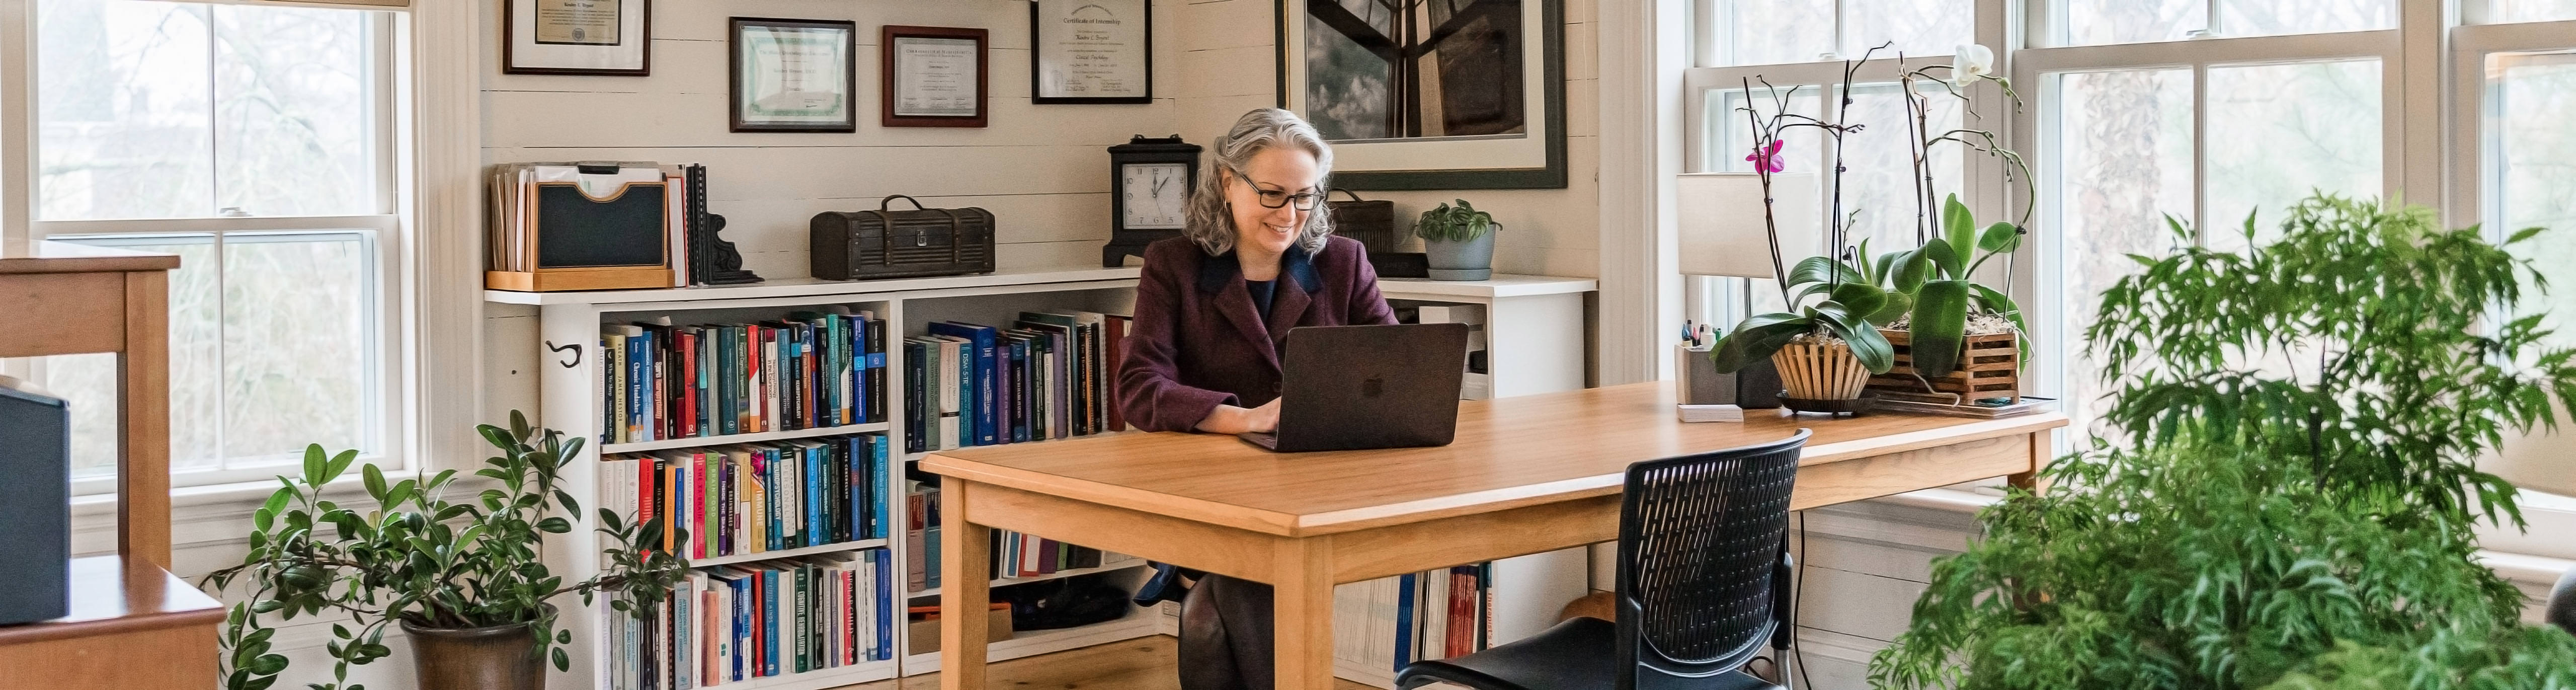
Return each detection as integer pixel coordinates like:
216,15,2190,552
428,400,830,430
1116,108,1396,689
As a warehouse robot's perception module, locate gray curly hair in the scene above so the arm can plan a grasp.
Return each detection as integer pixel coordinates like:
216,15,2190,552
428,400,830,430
1183,108,1336,256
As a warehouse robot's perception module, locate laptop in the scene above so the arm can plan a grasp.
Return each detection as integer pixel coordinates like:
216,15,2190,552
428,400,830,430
1239,323,1471,452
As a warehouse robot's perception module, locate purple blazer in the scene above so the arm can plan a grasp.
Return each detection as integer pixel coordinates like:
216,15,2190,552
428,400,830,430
1117,235,1398,432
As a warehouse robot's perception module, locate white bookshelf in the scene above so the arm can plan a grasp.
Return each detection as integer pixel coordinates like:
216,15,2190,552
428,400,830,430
506,266,1600,687
517,267,1145,689
907,555,1150,598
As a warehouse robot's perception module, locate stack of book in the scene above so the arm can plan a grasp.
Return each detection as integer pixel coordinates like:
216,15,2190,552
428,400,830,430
1333,565,1492,676
601,310,890,446
601,433,892,559
901,482,1114,593
902,312,1132,452
601,550,895,689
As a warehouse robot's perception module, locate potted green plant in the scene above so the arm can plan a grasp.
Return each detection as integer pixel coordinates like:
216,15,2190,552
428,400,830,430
201,412,687,690
1704,59,1909,414
1869,195,2576,688
1415,199,1500,280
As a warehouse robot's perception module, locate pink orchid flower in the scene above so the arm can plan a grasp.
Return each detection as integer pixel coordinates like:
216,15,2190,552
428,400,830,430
1747,140,1786,174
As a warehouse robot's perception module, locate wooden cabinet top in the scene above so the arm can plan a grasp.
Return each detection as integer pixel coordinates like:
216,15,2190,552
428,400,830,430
0,241,180,275
0,556,224,646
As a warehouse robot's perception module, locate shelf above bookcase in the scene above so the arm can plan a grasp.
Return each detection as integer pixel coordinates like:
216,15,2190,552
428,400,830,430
685,538,890,569
905,556,1149,598
486,266,1143,307
601,422,893,454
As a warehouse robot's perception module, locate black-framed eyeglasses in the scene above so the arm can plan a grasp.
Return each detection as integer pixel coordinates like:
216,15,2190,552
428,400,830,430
1226,165,1328,211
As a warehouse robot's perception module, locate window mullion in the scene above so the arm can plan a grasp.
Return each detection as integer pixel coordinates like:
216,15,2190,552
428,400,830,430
2191,63,2209,246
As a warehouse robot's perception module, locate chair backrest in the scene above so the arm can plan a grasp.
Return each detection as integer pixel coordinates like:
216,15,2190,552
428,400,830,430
1614,429,1809,680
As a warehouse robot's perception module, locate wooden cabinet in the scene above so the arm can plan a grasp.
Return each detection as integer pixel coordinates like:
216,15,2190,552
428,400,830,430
0,242,223,690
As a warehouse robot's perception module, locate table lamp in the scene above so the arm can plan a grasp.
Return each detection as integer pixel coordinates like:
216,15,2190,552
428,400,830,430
1671,171,1821,418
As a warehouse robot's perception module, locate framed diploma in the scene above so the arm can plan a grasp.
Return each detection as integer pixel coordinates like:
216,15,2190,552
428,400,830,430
504,0,650,75
729,18,858,133
881,25,989,128
1030,0,1153,104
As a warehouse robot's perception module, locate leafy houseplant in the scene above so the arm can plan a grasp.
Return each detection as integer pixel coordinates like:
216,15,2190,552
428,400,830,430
202,412,687,690
1869,195,2576,689
1415,199,1501,280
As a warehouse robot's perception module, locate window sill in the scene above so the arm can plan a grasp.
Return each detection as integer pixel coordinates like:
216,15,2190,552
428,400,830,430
1815,489,2573,588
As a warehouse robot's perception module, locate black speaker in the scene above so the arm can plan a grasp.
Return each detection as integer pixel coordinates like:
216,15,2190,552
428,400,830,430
0,382,70,625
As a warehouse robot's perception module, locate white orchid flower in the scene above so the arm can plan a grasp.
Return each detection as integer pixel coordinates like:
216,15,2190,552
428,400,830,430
1952,44,1995,85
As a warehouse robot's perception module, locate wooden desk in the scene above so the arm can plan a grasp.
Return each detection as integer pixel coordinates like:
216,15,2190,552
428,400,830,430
923,382,2067,690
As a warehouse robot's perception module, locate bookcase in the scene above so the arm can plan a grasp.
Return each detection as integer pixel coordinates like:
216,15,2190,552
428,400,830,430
489,267,1596,689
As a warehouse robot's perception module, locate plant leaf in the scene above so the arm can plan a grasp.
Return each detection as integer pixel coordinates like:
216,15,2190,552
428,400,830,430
1709,316,1813,373
1942,194,1977,269
1910,280,1973,378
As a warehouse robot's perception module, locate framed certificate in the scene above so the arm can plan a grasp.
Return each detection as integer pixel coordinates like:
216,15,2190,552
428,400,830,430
1031,0,1153,104
882,25,989,128
729,18,858,133
504,0,650,75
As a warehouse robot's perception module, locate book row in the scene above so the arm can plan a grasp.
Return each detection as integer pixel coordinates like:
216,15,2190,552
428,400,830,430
1333,565,1493,674
601,310,889,446
602,433,892,559
601,550,895,690
903,312,1132,452
902,482,1114,594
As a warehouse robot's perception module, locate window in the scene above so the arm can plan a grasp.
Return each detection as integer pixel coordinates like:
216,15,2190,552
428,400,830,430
1681,0,1988,327
15,0,398,492
2018,3,2394,436
2456,20,2576,560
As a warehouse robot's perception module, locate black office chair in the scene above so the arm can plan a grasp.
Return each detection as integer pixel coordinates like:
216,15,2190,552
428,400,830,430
1395,430,1811,690
2550,566,2575,635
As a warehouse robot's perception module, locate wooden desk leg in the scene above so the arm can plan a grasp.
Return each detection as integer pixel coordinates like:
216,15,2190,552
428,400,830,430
119,269,172,569
1272,538,1335,690
2008,431,2053,495
941,478,992,690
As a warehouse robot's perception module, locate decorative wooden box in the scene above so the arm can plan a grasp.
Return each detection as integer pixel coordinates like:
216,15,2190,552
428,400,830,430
1869,329,2021,405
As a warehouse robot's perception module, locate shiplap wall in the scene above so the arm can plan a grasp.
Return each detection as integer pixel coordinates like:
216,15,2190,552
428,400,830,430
481,0,1189,418
1172,0,1602,278
480,0,1187,280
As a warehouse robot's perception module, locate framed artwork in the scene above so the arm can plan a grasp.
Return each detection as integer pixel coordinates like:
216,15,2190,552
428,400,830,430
504,0,651,75
1031,0,1155,104
1276,0,1567,190
729,18,858,132
882,25,991,128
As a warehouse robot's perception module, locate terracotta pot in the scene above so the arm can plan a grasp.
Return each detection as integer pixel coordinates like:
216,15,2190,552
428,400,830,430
403,616,545,690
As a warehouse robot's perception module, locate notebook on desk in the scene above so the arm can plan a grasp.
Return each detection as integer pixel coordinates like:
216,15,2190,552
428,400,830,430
1239,323,1470,452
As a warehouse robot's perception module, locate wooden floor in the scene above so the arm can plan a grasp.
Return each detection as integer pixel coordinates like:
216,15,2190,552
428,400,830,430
844,635,1377,690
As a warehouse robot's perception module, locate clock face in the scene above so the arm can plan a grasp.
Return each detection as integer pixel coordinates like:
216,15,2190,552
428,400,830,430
1120,162,1190,230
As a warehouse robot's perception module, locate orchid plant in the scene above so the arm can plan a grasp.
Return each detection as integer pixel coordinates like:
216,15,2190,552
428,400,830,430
1707,48,1907,376
1708,42,2040,386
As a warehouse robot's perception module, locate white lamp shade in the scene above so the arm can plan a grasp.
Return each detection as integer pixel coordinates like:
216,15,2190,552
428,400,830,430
1676,172,1821,278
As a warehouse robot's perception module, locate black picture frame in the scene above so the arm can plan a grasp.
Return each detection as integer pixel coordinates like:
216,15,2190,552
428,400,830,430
504,0,652,75
1030,0,1156,105
728,17,859,133
883,25,992,128
1273,0,1567,190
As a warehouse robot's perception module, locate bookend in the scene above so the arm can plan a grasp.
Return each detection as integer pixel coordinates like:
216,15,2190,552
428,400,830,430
700,214,763,285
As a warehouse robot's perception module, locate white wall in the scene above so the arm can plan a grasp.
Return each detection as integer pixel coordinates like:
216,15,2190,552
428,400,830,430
480,0,1192,418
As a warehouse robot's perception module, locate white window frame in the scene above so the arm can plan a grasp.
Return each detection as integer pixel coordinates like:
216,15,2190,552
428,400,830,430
2446,14,2576,561
2011,11,2408,439
3,2,410,494
1678,0,2016,330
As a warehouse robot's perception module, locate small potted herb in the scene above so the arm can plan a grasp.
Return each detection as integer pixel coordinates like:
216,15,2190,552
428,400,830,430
201,412,686,690
1415,199,1501,280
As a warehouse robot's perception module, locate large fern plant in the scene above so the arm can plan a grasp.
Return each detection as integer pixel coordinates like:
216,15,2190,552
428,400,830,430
1869,194,2576,689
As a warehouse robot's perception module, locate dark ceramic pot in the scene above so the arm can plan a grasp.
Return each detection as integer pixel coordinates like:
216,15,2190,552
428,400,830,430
401,616,545,690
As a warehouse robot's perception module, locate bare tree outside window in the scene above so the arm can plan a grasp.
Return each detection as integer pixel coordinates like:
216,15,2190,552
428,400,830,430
26,0,389,489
